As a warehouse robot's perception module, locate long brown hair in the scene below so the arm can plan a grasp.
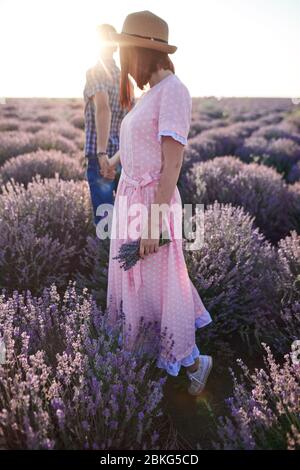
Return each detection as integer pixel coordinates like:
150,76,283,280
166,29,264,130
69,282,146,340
119,46,175,110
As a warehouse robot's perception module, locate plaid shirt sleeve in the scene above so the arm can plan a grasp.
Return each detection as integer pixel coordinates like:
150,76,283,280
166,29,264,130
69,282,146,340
83,62,136,158
85,65,111,99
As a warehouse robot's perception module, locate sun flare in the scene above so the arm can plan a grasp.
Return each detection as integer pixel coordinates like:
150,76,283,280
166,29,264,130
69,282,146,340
0,0,299,98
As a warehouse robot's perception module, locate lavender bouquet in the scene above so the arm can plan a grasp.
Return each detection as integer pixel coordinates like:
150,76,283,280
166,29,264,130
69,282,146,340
113,232,172,271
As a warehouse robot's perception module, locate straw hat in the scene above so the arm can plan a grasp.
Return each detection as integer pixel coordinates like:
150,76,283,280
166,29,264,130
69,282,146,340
109,10,177,54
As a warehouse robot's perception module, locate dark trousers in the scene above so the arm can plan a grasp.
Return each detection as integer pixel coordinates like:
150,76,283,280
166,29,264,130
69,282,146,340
85,155,121,226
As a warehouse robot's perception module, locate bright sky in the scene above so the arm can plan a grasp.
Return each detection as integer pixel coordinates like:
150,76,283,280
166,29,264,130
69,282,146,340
0,0,299,98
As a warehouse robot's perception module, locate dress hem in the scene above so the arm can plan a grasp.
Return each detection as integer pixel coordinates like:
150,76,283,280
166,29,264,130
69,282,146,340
156,309,213,377
113,309,212,378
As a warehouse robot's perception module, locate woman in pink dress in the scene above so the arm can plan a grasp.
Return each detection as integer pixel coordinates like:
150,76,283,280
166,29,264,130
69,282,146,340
102,11,213,395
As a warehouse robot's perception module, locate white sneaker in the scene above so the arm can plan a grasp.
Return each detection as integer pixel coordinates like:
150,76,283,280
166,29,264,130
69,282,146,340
186,355,213,396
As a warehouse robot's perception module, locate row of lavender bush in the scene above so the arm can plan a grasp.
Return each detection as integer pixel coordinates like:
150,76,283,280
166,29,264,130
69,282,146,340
212,343,300,450
181,156,300,243
0,131,80,164
0,150,84,187
0,176,97,297
0,175,298,358
186,105,300,183
185,203,299,353
0,283,176,450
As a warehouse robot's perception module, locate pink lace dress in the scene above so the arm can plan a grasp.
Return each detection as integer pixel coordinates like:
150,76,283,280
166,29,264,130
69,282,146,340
106,73,212,376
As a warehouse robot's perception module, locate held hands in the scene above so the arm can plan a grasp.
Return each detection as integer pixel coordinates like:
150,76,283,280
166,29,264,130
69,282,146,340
99,154,116,180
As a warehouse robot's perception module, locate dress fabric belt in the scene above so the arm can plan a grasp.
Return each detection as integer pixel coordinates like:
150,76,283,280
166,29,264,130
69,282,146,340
119,168,162,293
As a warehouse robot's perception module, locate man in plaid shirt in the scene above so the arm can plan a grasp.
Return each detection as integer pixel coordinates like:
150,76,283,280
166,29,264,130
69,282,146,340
83,24,135,225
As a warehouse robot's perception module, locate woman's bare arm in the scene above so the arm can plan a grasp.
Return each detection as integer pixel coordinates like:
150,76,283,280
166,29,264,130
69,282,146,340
108,149,121,167
153,136,183,206
140,135,184,257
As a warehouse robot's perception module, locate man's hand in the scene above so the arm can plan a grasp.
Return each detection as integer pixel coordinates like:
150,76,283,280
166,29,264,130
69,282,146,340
99,154,116,180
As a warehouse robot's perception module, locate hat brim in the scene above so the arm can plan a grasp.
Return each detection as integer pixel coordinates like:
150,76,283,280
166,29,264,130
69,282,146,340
108,32,177,54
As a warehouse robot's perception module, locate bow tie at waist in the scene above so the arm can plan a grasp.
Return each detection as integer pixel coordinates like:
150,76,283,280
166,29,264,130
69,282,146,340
120,168,161,193
119,168,162,293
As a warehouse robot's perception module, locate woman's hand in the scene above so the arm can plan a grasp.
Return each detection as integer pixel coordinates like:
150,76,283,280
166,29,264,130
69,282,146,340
108,150,121,168
99,154,116,180
139,214,160,259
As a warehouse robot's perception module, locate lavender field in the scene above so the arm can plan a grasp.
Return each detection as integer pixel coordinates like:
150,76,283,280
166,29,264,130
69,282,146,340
0,96,299,450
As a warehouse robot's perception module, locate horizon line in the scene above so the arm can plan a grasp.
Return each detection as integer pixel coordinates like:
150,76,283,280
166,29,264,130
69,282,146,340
1,95,298,101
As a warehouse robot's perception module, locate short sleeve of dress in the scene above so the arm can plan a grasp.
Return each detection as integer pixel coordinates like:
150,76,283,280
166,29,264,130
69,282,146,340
84,65,111,99
157,79,192,146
